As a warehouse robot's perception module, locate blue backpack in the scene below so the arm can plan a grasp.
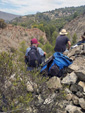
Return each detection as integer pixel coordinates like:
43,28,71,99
40,52,73,77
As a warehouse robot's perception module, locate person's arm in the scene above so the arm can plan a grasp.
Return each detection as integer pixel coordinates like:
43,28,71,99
25,48,30,56
67,41,71,50
38,47,46,56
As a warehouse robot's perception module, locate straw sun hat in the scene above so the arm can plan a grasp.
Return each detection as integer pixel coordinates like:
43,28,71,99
59,29,68,35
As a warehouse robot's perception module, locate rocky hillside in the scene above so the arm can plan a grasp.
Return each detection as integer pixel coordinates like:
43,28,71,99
0,43,85,113
26,44,85,113
64,12,85,41
0,24,47,52
22,44,85,113
0,11,20,22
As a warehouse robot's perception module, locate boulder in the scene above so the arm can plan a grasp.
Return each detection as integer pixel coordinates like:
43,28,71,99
70,84,83,93
79,98,85,110
78,81,85,92
68,64,80,72
65,105,82,113
61,72,77,85
47,76,62,90
67,45,84,58
72,95,79,105
75,70,85,82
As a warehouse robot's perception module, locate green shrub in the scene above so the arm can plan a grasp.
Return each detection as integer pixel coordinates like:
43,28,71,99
42,42,54,57
72,33,77,45
0,19,7,28
39,36,44,44
0,52,14,78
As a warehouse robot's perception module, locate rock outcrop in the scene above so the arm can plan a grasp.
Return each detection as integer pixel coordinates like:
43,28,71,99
64,13,85,41
0,24,47,52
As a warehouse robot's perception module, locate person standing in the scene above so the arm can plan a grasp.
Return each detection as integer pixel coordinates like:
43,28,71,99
54,29,71,53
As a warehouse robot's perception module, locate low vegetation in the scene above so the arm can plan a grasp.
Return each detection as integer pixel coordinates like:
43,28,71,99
0,19,7,28
0,41,50,112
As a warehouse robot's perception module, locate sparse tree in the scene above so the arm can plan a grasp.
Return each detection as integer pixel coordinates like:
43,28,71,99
0,19,7,28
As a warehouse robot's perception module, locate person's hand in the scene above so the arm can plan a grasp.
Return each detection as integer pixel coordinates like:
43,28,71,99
44,52,46,55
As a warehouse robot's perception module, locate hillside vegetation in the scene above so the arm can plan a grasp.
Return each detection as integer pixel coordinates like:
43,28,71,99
10,5,85,44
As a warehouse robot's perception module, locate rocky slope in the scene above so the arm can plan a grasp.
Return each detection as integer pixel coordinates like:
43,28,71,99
0,24,47,52
25,44,85,113
64,12,85,41
1,43,84,113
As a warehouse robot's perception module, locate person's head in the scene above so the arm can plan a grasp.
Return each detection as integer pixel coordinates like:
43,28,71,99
59,29,68,36
81,32,85,41
30,38,39,47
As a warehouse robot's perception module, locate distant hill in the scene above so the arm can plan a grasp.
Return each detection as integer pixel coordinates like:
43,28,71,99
10,5,85,27
10,5,85,44
0,11,20,22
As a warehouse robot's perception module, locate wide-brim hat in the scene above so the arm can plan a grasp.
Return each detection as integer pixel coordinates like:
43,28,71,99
31,38,39,44
59,29,68,35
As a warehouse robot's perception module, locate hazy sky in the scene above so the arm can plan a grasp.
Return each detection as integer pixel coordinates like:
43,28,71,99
0,0,85,15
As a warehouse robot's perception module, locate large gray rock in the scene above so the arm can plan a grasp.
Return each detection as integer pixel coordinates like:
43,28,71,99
76,91,84,98
65,105,83,113
79,98,85,110
61,72,77,85
68,64,80,72
70,84,83,93
78,81,85,92
67,45,84,58
47,76,62,89
72,95,79,105
75,70,85,82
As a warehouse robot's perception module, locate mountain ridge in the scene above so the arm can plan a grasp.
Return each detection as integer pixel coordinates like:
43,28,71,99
0,11,20,21
11,5,85,24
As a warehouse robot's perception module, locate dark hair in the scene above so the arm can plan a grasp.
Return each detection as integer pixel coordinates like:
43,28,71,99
83,32,85,35
81,32,85,40
31,40,32,45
